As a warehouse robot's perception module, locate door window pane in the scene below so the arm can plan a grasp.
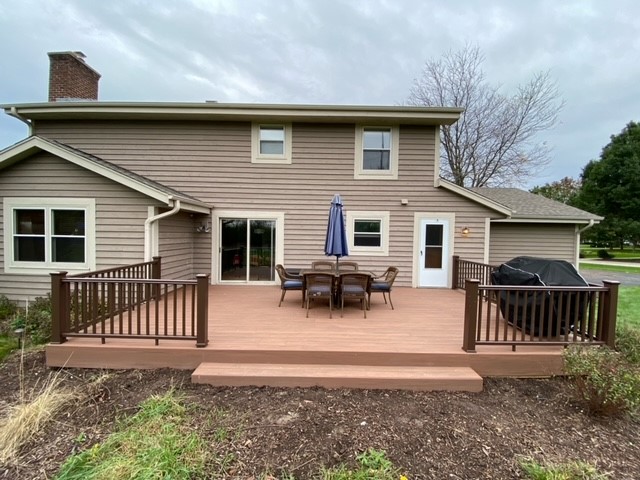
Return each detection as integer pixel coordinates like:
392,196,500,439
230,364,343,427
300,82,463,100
249,220,275,281
424,224,444,269
220,219,247,281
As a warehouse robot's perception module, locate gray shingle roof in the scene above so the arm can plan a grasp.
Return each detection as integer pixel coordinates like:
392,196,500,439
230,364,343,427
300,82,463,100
470,188,602,221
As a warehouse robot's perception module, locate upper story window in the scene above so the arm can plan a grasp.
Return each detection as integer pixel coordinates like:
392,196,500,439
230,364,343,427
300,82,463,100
354,125,399,179
3,197,95,274
251,123,292,164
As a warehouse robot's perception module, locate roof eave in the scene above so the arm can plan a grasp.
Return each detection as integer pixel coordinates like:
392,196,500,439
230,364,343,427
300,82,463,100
491,216,603,224
436,178,513,216
2,102,463,125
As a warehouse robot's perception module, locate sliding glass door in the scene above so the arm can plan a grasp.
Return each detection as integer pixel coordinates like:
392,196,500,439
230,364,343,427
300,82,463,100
220,218,276,282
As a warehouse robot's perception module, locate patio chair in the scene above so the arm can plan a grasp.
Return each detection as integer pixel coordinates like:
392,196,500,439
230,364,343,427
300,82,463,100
275,264,304,307
304,272,335,318
337,261,358,272
339,272,370,318
311,260,336,271
368,267,399,310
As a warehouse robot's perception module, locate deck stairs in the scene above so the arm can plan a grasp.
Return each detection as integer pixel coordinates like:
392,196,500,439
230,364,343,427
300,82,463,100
191,361,483,392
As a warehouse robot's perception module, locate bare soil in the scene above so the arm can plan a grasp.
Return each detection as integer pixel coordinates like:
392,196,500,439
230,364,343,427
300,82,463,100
0,350,638,479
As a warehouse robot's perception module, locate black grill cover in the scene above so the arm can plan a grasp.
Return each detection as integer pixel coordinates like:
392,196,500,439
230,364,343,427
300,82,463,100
491,257,589,336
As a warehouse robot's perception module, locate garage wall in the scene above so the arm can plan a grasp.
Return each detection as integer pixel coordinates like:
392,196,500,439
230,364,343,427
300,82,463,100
488,223,577,266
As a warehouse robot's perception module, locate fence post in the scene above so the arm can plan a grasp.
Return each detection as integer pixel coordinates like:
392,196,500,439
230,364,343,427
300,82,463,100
601,280,620,348
50,271,68,344
462,278,479,352
452,255,460,290
195,274,209,347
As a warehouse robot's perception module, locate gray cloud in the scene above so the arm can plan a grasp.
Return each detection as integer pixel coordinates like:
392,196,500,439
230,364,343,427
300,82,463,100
1,0,638,186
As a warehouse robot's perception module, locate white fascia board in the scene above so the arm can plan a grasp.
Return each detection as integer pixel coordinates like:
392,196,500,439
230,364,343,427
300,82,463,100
490,217,600,224
436,178,512,216
4,103,463,125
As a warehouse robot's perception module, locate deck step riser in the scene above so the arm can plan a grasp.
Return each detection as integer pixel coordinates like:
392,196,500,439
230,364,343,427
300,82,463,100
192,363,483,392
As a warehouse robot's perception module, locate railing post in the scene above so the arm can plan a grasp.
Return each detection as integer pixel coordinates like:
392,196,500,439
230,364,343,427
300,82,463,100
151,256,162,299
601,280,620,348
50,271,68,344
452,255,460,290
462,279,479,352
195,274,209,347
152,256,162,279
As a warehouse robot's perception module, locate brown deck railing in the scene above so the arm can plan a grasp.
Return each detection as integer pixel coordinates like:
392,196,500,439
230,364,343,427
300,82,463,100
462,279,619,352
452,255,497,290
51,258,209,347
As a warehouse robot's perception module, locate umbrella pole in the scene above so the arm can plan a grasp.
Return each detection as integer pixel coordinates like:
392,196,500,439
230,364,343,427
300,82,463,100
336,256,339,273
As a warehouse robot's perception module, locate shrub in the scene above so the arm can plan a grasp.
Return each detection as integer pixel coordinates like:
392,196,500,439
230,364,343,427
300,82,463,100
564,345,640,416
24,295,52,345
596,249,614,259
616,325,640,365
0,296,18,336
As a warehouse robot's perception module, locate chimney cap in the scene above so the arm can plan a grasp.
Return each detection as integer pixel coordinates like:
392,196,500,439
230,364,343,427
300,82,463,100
47,51,101,78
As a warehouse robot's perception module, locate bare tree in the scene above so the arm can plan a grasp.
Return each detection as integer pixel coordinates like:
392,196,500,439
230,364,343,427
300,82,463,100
407,45,563,187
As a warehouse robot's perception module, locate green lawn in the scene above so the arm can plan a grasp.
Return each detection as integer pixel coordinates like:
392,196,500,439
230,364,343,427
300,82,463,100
0,336,16,362
581,246,640,260
617,286,640,329
580,262,640,274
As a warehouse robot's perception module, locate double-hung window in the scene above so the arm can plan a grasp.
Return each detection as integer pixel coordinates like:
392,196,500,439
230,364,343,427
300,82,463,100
251,123,292,164
346,211,390,256
354,125,399,179
4,198,95,274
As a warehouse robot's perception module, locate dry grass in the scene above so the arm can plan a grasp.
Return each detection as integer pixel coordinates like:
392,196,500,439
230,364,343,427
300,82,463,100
0,373,79,465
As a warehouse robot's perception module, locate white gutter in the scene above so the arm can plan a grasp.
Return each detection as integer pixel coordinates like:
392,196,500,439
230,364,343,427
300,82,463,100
7,107,33,136
144,198,181,261
575,219,596,267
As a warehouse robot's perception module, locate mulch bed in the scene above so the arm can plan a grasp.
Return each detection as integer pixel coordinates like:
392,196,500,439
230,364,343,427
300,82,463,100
0,349,638,479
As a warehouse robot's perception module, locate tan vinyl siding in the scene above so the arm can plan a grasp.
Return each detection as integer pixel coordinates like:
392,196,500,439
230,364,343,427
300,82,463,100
0,153,164,301
158,212,195,280
488,223,577,265
34,120,499,286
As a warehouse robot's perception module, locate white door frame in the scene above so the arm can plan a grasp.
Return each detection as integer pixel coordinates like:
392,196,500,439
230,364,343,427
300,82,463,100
212,210,285,285
412,212,455,288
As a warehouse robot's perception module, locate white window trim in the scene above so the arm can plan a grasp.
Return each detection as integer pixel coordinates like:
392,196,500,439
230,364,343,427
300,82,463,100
251,123,293,164
354,125,399,180
346,211,390,256
3,197,96,275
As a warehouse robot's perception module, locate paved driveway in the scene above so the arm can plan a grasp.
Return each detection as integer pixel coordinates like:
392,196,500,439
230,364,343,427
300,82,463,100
580,269,640,286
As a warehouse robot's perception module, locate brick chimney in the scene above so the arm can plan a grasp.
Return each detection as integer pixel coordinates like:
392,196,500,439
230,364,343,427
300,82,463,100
48,51,101,102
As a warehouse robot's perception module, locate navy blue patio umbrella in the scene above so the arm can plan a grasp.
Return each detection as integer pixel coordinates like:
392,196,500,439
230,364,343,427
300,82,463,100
324,194,349,270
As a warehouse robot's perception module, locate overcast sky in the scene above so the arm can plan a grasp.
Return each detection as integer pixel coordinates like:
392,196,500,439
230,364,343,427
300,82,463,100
1,0,638,188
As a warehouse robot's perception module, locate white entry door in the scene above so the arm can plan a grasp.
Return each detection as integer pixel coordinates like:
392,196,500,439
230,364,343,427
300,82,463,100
418,218,450,287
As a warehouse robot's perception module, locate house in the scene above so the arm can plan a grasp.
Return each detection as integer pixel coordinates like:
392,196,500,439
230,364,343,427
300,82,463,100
0,51,602,303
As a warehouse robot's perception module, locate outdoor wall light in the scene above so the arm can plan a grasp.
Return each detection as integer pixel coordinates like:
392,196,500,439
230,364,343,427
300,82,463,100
195,222,211,233
400,199,409,205
461,226,470,236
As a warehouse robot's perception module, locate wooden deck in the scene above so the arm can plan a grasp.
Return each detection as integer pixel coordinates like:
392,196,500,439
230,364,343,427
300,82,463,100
46,285,564,384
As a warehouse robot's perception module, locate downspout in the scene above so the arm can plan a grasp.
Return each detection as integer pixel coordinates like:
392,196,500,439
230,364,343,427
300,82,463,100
144,197,181,261
7,107,34,136
575,219,595,266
